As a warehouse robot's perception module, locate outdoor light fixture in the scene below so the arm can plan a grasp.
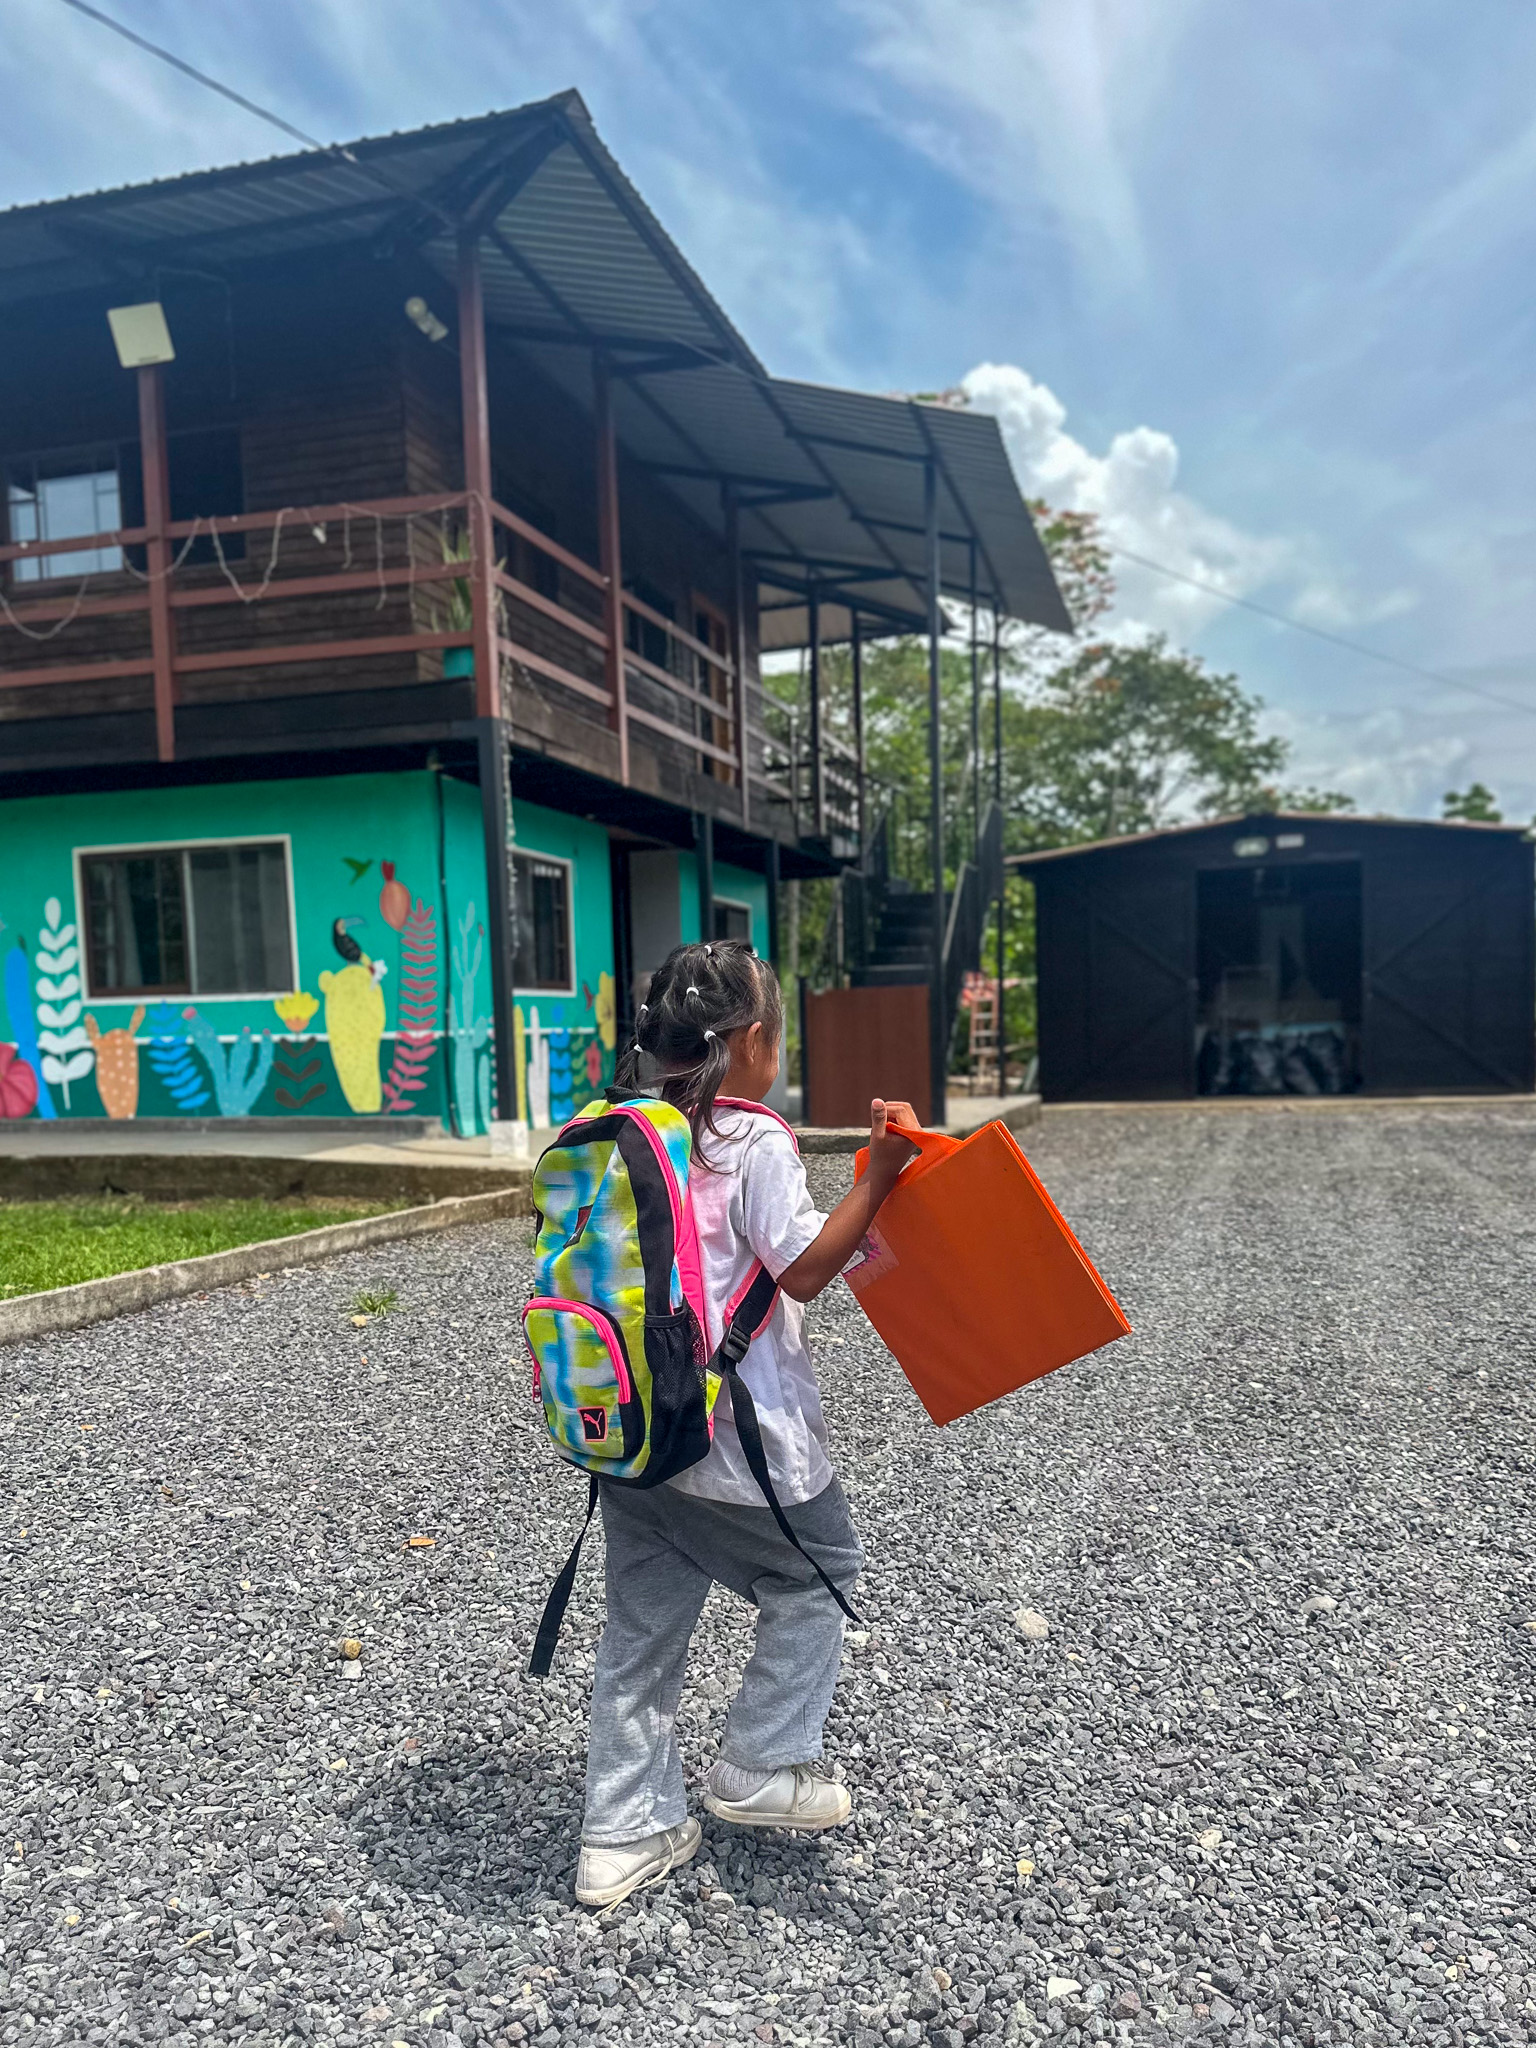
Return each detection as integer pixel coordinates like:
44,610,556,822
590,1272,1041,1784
107,301,175,368
404,295,449,343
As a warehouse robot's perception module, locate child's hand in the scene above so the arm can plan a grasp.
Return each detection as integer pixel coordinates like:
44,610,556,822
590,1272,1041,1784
867,1098,921,1184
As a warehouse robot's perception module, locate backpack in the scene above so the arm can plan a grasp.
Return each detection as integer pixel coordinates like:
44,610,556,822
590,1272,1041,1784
521,1090,858,1674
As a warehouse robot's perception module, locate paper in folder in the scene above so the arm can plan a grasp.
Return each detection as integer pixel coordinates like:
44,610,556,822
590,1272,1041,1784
846,1119,1130,1426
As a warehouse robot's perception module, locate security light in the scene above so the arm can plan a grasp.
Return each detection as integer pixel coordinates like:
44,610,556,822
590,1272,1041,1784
405,295,450,344
107,301,175,368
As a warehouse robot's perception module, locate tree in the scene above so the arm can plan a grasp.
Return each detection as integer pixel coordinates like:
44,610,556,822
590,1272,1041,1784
1442,782,1502,822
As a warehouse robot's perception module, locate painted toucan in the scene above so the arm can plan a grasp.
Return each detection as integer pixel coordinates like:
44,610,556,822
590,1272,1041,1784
332,915,365,963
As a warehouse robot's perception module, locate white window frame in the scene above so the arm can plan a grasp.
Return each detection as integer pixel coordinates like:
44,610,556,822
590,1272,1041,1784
711,893,754,946
512,847,577,998
73,833,299,1003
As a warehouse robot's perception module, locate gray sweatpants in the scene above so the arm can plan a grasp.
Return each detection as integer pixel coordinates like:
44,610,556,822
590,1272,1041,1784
581,1476,863,1846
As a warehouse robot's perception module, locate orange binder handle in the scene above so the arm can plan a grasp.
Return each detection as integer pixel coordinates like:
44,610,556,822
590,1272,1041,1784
853,1119,957,1190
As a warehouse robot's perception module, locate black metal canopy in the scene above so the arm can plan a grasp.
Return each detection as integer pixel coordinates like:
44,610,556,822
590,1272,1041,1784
0,91,1069,636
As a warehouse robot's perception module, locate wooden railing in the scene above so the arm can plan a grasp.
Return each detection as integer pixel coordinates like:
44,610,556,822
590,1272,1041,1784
0,490,807,829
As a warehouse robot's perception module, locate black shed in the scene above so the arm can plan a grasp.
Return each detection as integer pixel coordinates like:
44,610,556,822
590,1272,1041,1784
1012,812,1535,1102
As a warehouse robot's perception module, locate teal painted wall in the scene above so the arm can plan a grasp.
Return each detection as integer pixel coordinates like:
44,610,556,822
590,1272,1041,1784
0,771,621,1129
677,852,769,957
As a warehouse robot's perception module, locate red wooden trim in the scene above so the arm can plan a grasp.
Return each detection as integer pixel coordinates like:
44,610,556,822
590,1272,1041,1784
457,232,499,721
493,568,608,649
501,638,612,705
626,700,741,768
0,657,156,689
489,499,608,590
0,589,153,624
622,590,734,674
162,493,466,540
169,561,461,609
0,526,149,565
594,356,629,784
137,365,176,763
172,631,470,674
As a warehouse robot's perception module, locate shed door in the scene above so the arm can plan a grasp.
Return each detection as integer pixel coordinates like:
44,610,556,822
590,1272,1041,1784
1037,858,1194,1100
1364,839,1536,1093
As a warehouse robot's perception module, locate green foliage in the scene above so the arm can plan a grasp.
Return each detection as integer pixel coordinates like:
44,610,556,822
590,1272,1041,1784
349,1285,400,1317
1442,782,1502,823
0,1198,398,1299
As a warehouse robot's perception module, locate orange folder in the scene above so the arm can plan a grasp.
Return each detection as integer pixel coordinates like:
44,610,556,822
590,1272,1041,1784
846,1119,1131,1426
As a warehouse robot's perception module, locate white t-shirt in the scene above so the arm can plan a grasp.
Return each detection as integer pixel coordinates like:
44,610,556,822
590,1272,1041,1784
666,1103,833,1508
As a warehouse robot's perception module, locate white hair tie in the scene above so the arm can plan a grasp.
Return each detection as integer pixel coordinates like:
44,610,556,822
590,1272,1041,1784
686,985,700,997
703,1028,718,1041
637,1003,649,1019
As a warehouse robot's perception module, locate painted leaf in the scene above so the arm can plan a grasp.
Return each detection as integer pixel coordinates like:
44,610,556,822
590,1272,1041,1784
38,944,79,974
36,974,81,1002
42,1050,94,1084
36,1005,81,1031
37,1027,89,1054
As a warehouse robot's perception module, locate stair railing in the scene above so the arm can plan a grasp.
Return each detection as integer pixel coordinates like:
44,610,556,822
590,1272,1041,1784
939,798,1007,1055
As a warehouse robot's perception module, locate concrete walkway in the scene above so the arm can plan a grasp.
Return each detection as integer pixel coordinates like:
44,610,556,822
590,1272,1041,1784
0,1095,1041,1200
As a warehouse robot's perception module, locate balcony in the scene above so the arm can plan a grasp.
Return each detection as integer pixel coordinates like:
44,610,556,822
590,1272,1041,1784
0,488,846,849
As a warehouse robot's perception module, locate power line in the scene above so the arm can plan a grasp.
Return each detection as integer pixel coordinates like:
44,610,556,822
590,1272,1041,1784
56,0,462,229
57,0,354,161
1110,541,1536,724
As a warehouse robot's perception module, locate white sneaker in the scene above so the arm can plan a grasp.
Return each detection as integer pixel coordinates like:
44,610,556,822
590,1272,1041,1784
574,1816,701,1907
702,1762,852,1832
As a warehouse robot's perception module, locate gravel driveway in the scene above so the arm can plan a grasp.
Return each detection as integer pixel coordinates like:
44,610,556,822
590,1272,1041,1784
3,1102,1534,2048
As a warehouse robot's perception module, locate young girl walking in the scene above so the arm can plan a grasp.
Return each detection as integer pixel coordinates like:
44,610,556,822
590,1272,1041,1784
573,938,918,1908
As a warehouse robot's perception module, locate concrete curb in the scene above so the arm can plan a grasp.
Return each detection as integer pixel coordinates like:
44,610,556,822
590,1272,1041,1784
0,1185,532,1349
0,1153,528,1204
795,1095,1044,1153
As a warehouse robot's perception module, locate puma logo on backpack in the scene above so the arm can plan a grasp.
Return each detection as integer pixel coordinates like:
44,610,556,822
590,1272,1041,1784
522,1090,857,1673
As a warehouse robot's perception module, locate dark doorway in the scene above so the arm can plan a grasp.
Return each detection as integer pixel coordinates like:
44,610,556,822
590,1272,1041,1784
1196,861,1362,1095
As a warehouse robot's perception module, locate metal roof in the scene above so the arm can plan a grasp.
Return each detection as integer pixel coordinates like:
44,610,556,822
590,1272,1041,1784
1008,811,1530,868
0,94,1068,631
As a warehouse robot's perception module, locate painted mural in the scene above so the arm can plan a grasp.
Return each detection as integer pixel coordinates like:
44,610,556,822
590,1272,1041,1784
272,992,324,1111
35,899,93,1108
85,1006,144,1119
0,771,630,1130
320,917,388,1114
380,869,439,1116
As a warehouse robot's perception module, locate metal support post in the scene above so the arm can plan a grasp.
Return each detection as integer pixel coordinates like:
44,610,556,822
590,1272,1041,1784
476,714,519,1123
993,605,1006,1097
725,481,749,822
925,461,947,1128
594,354,630,783
456,230,499,721
137,365,176,762
696,810,715,945
850,609,866,858
765,837,781,977
808,587,823,837
969,538,981,865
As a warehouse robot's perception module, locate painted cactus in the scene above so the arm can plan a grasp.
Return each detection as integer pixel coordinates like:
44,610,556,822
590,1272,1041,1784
320,916,387,1114
84,1006,146,1119
449,903,491,1132
181,1009,274,1117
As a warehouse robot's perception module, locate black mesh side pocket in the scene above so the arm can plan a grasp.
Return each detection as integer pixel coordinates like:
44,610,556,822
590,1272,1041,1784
636,1309,711,1487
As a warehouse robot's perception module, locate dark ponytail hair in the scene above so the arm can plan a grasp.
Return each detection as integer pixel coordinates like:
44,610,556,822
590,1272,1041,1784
615,938,783,1146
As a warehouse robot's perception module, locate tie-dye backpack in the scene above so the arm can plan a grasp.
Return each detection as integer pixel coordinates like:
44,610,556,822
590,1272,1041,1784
522,1090,857,1674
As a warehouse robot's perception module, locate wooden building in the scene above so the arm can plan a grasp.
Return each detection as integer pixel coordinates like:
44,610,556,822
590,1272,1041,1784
0,94,1066,1130
1013,812,1536,1103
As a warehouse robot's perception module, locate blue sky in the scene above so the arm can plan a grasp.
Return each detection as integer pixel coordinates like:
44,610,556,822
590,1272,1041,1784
5,0,1536,817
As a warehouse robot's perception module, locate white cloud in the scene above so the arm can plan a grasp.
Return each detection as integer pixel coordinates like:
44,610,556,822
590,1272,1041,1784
960,359,1310,637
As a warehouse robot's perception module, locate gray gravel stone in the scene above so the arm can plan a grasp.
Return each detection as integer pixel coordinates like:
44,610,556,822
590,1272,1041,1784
3,1102,1536,2046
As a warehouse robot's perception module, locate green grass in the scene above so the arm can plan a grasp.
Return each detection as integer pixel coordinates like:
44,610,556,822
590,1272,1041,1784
349,1285,399,1318
0,1197,400,1300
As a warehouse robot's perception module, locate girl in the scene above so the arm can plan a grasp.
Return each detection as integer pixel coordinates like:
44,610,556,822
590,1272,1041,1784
574,938,919,1908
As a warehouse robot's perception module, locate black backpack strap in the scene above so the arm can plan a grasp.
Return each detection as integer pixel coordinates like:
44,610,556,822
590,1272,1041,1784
714,1288,862,1627
527,1471,600,1678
